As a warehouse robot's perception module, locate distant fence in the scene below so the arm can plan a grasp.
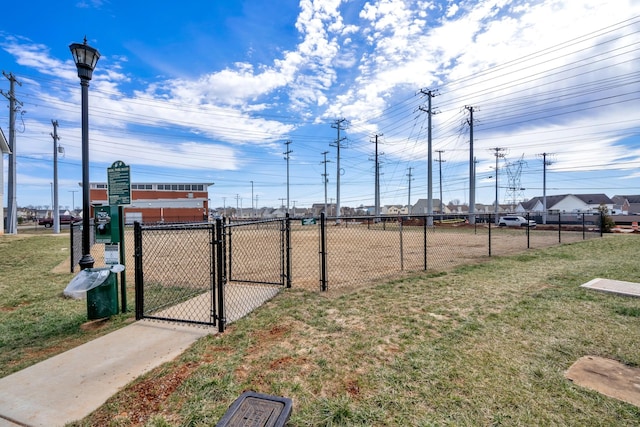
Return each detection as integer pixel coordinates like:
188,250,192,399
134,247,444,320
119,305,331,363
301,212,602,292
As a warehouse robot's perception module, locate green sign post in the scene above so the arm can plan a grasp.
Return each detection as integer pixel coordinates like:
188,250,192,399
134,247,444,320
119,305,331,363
106,161,130,313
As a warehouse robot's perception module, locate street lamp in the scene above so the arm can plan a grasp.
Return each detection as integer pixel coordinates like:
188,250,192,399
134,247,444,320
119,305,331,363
70,37,100,270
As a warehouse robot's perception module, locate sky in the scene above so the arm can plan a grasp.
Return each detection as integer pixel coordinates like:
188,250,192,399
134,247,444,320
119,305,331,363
1,0,639,213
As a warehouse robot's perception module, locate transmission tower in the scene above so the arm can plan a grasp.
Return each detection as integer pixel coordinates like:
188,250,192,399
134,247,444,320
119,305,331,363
504,154,526,209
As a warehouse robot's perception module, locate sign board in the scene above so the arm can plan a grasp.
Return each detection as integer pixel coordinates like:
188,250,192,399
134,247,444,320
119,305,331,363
301,218,317,225
104,243,119,265
107,161,131,205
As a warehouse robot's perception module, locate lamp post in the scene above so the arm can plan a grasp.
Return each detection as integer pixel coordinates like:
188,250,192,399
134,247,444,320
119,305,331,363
70,37,100,270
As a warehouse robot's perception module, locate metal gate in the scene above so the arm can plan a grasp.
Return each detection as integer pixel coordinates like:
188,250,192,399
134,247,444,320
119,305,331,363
134,222,221,329
134,218,291,332
226,218,291,287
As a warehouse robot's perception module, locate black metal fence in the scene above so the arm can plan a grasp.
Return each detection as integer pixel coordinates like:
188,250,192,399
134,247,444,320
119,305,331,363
309,212,602,292
131,212,601,330
133,218,290,332
134,222,217,327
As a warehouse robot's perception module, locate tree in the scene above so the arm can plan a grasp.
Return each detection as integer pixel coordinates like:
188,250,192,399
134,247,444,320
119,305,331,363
597,204,615,233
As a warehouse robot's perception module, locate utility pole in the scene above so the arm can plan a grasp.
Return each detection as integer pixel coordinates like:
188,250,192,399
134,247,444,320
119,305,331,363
222,196,226,217
279,197,286,209
419,89,439,225
321,151,330,216
284,141,292,216
491,147,507,224
539,153,554,224
407,167,414,215
235,194,240,218
435,150,445,216
250,181,254,214
69,190,78,212
1,71,23,234
465,105,476,224
370,134,382,221
331,118,348,223
51,120,61,234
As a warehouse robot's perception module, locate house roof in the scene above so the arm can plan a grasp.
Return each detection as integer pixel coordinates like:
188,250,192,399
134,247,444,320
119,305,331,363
526,194,613,208
612,195,640,204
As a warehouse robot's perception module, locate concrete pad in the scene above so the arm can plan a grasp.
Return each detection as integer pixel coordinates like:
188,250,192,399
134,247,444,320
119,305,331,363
580,278,640,297
565,356,640,407
0,321,212,427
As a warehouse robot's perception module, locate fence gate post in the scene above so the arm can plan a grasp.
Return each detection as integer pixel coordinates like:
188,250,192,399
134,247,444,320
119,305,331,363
286,214,292,288
133,221,144,320
209,223,217,327
216,218,226,333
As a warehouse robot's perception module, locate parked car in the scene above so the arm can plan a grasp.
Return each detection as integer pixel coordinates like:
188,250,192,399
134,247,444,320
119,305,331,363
498,216,536,227
38,215,82,228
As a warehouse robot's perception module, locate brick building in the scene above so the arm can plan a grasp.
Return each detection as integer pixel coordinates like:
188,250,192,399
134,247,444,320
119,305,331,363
90,182,213,224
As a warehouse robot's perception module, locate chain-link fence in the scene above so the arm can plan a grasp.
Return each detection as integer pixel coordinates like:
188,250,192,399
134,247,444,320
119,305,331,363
134,222,216,327
222,218,290,328
133,219,290,331
129,212,602,329
314,213,602,292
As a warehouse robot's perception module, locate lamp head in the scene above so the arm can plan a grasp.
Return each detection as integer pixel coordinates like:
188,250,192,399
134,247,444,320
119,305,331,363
69,36,100,81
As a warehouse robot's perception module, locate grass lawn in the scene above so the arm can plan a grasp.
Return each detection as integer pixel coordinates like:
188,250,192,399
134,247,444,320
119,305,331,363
0,232,135,377
2,231,640,425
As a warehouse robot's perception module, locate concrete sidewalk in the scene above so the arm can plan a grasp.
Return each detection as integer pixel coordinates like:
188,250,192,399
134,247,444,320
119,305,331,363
0,321,212,427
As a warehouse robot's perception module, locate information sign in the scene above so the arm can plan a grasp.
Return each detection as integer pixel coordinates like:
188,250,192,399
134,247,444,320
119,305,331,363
107,161,131,205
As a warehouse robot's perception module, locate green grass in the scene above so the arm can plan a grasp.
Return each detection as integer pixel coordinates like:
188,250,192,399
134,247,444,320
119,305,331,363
0,234,135,376
70,234,640,426
4,232,640,425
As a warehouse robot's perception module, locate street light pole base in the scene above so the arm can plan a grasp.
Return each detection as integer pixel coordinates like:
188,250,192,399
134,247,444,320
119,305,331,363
79,254,95,270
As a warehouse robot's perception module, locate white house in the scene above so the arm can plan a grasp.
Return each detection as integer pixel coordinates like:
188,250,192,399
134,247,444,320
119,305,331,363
517,194,614,214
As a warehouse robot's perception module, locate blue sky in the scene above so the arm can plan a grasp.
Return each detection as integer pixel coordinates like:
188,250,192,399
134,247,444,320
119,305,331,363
1,0,639,212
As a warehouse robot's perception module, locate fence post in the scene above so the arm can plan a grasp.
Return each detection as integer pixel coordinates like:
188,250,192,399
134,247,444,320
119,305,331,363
228,220,233,282
399,218,404,271
216,218,226,333
69,224,75,273
599,212,603,237
423,215,427,271
209,223,217,327
488,214,492,256
133,221,143,320
582,213,586,240
286,214,292,288
319,212,327,292
526,212,531,249
558,213,562,243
